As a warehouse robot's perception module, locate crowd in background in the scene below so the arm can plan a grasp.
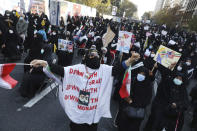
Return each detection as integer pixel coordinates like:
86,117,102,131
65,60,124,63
0,9,197,131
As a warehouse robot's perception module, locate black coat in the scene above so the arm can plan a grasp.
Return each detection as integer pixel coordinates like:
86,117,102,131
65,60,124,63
129,75,153,108
153,78,189,115
120,71,153,109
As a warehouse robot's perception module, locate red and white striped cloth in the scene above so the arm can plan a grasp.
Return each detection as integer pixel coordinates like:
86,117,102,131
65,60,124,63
0,63,18,89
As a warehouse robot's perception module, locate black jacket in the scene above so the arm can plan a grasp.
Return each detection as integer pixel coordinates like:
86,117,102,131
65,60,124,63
152,78,189,115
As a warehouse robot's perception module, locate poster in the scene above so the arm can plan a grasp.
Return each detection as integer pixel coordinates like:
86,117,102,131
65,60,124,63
116,31,132,53
58,39,73,53
102,26,115,47
154,45,182,70
30,0,45,15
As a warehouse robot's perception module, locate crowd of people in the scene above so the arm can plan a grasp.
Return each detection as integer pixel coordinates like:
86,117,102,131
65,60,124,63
0,9,197,131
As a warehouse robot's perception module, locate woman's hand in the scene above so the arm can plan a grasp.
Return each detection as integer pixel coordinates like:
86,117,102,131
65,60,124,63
125,52,140,66
124,97,133,104
168,62,177,70
30,59,48,68
171,103,177,109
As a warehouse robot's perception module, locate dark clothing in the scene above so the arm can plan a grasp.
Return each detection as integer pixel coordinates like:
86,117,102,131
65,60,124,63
70,121,98,131
144,78,189,131
57,50,73,67
19,70,45,98
118,69,153,131
2,28,21,59
190,87,197,129
118,111,143,131
20,41,52,98
0,18,7,46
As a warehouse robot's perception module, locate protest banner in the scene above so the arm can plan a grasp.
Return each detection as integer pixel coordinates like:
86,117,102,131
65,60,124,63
153,45,182,70
58,39,73,53
102,26,115,47
116,31,132,53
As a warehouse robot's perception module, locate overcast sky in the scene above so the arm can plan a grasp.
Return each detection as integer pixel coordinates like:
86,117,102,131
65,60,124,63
129,0,158,18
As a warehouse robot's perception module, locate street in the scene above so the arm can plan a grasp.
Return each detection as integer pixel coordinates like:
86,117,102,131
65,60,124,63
0,50,196,131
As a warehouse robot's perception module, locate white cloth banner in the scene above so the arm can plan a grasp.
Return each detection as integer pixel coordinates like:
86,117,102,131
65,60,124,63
116,31,132,53
60,64,114,124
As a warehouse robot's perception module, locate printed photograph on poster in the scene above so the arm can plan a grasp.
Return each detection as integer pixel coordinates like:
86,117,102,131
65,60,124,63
116,31,132,54
58,39,73,53
153,45,182,70
30,0,45,15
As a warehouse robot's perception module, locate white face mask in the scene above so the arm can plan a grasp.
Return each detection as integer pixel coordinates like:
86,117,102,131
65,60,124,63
179,48,183,52
137,74,145,82
173,78,182,86
144,51,150,57
151,54,155,58
177,66,182,71
52,32,56,35
186,62,191,66
9,30,13,34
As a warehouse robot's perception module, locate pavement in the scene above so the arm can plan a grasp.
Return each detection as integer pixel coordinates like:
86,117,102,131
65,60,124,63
0,50,196,131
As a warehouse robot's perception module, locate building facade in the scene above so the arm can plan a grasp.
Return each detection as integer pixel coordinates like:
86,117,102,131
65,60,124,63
154,0,165,14
182,0,197,23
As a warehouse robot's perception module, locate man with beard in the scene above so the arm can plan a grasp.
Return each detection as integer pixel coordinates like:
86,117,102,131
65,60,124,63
30,51,140,131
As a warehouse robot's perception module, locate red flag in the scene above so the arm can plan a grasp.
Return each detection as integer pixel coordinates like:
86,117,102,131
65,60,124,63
119,67,131,98
0,63,18,89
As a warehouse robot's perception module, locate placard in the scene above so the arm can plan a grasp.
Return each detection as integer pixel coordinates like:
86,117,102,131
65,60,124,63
58,39,73,53
154,45,182,70
116,31,132,53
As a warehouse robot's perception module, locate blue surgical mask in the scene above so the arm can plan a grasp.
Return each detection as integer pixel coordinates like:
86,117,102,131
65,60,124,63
137,74,145,81
41,49,44,54
173,78,182,86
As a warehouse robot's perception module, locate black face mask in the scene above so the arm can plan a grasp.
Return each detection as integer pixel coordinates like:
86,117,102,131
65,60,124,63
86,57,100,69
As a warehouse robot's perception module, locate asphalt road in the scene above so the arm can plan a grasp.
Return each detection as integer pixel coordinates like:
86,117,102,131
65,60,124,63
0,50,196,131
